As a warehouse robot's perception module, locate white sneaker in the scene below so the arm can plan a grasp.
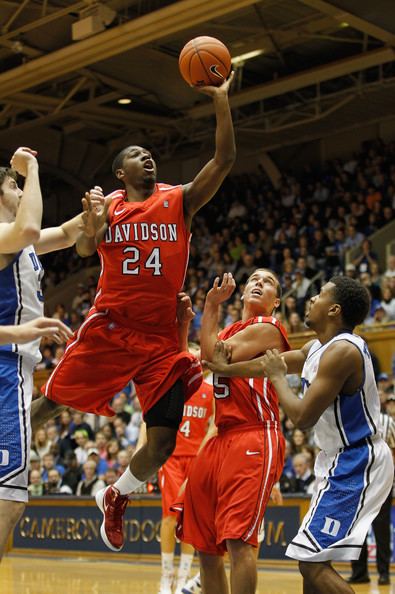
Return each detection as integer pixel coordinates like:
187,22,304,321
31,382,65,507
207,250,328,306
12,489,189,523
181,573,201,594
158,573,174,594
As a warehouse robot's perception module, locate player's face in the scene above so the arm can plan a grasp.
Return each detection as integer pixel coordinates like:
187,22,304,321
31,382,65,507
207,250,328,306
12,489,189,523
0,175,22,219
243,270,280,314
119,146,157,186
305,282,336,329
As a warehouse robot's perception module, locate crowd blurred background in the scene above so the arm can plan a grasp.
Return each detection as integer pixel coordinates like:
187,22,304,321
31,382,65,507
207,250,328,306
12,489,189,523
30,136,395,497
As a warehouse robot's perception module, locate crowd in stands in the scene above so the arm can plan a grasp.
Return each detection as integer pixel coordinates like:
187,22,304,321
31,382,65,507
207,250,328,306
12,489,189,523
29,137,395,497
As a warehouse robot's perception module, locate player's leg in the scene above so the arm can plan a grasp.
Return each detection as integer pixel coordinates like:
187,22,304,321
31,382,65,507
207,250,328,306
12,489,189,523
175,541,195,594
299,561,355,594
31,397,66,432
159,515,177,594
0,356,35,562
96,380,184,551
0,500,25,561
199,553,228,594
226,539,257,594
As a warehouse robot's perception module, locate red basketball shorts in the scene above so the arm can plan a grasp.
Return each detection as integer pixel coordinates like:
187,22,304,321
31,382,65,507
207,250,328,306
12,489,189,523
176,425,284,555
158,454,195,517
42,308,202,416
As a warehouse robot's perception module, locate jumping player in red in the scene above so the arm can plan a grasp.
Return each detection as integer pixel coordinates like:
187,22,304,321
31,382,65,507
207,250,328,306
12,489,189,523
31,73,235,552
177,270,290,594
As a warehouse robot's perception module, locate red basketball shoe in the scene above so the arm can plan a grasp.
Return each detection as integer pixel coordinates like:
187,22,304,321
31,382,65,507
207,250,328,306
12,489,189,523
95,485,129,551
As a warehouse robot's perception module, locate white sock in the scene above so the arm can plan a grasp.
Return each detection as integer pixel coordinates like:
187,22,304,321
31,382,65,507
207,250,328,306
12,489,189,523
161,552,174,576
113,467,144,495
177,553,194,584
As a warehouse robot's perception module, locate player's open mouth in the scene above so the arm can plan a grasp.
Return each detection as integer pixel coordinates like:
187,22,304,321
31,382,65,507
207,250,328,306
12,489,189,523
251,289,262,296
143,161,154,171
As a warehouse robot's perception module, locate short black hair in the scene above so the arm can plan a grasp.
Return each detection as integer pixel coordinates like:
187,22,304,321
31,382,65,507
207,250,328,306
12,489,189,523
0,167,17,195
329,276,371,329
111,147,130,175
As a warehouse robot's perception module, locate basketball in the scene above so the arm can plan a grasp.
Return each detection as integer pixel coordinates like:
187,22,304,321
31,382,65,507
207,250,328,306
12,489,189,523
179,36,232,87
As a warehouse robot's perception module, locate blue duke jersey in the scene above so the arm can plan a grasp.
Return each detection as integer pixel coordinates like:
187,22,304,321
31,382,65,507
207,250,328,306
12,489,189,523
302,332,380,453
0,246,44,365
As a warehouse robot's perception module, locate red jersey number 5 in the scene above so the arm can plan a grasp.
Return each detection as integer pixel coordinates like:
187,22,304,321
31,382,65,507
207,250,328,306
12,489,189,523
213,374,230,399
122,246,163,276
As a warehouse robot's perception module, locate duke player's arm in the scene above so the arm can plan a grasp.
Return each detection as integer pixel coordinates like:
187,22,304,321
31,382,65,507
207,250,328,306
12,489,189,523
0,318,73,345
206,340,314,377
182,75,235,229
0,148,42,253
262,342,363,429
34,213,83,255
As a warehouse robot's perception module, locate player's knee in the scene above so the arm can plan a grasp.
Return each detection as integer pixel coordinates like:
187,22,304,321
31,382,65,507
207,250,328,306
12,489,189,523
7,501,25,527
299,560,320,581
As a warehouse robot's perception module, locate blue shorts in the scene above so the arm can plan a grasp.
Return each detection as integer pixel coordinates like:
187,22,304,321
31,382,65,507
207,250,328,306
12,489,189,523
0,354,34,503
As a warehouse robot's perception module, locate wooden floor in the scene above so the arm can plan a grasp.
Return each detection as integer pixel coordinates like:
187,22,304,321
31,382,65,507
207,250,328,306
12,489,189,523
0,555,393,594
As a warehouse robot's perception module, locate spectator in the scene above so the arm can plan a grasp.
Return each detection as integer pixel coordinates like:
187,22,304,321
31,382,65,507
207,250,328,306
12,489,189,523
364,304,389,327
41,453,65,482
384,255,395,278
352,239,378,274
86,448,108,477
292,453,315,495
73,429,90,465
44,469,72,495
33,428,51,458
61,451,82,494
76,461,105,496
28,470,44,496
381,287,395,320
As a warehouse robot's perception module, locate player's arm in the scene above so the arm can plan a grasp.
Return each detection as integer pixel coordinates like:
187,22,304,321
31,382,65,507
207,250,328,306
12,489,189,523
200,273,236,361
76,190,112,257
176,292,195,352
261,343,362,429
0,318,73,345
35,213,83,255
0,148,42,253
206,339,313,377
183,74,235,227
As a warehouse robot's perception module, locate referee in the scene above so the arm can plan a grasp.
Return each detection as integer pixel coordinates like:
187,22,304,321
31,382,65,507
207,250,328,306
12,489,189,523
348,402,395,586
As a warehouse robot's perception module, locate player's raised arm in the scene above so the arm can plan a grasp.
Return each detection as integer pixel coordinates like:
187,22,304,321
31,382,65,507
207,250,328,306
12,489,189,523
261,342,361,429
182,73,235,227
200,273,236,361
76,189,112,257
0,147,42,253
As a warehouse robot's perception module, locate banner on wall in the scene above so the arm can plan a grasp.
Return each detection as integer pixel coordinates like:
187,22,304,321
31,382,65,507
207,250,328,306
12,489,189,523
12,499,301,560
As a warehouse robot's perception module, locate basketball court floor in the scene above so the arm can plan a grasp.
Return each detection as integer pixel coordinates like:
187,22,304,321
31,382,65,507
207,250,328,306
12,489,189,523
0,556,392,594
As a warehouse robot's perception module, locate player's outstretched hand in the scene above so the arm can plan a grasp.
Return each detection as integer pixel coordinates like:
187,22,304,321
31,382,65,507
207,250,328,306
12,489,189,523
260,349,288,380
10,147,38,176
9,318,73,345
177,292,195,325
79,191,112,237
206,272,236,307
196,71,234,98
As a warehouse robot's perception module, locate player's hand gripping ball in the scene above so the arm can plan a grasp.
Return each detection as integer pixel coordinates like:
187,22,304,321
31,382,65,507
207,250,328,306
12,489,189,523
179,36,232,87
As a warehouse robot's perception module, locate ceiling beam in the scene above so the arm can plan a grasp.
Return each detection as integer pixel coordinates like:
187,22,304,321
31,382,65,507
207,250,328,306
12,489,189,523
298,0,395,45
187,47,395,118
0,0,258,100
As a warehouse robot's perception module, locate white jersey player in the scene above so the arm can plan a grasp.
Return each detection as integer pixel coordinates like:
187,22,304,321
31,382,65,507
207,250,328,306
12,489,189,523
0,147,85,562
206,275,393,594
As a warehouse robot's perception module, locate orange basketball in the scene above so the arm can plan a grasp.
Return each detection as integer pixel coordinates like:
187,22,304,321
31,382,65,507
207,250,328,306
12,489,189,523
179,36,232,87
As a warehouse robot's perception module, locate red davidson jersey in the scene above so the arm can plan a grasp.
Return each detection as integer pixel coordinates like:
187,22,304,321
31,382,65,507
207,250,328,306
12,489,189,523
95,184,190,331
